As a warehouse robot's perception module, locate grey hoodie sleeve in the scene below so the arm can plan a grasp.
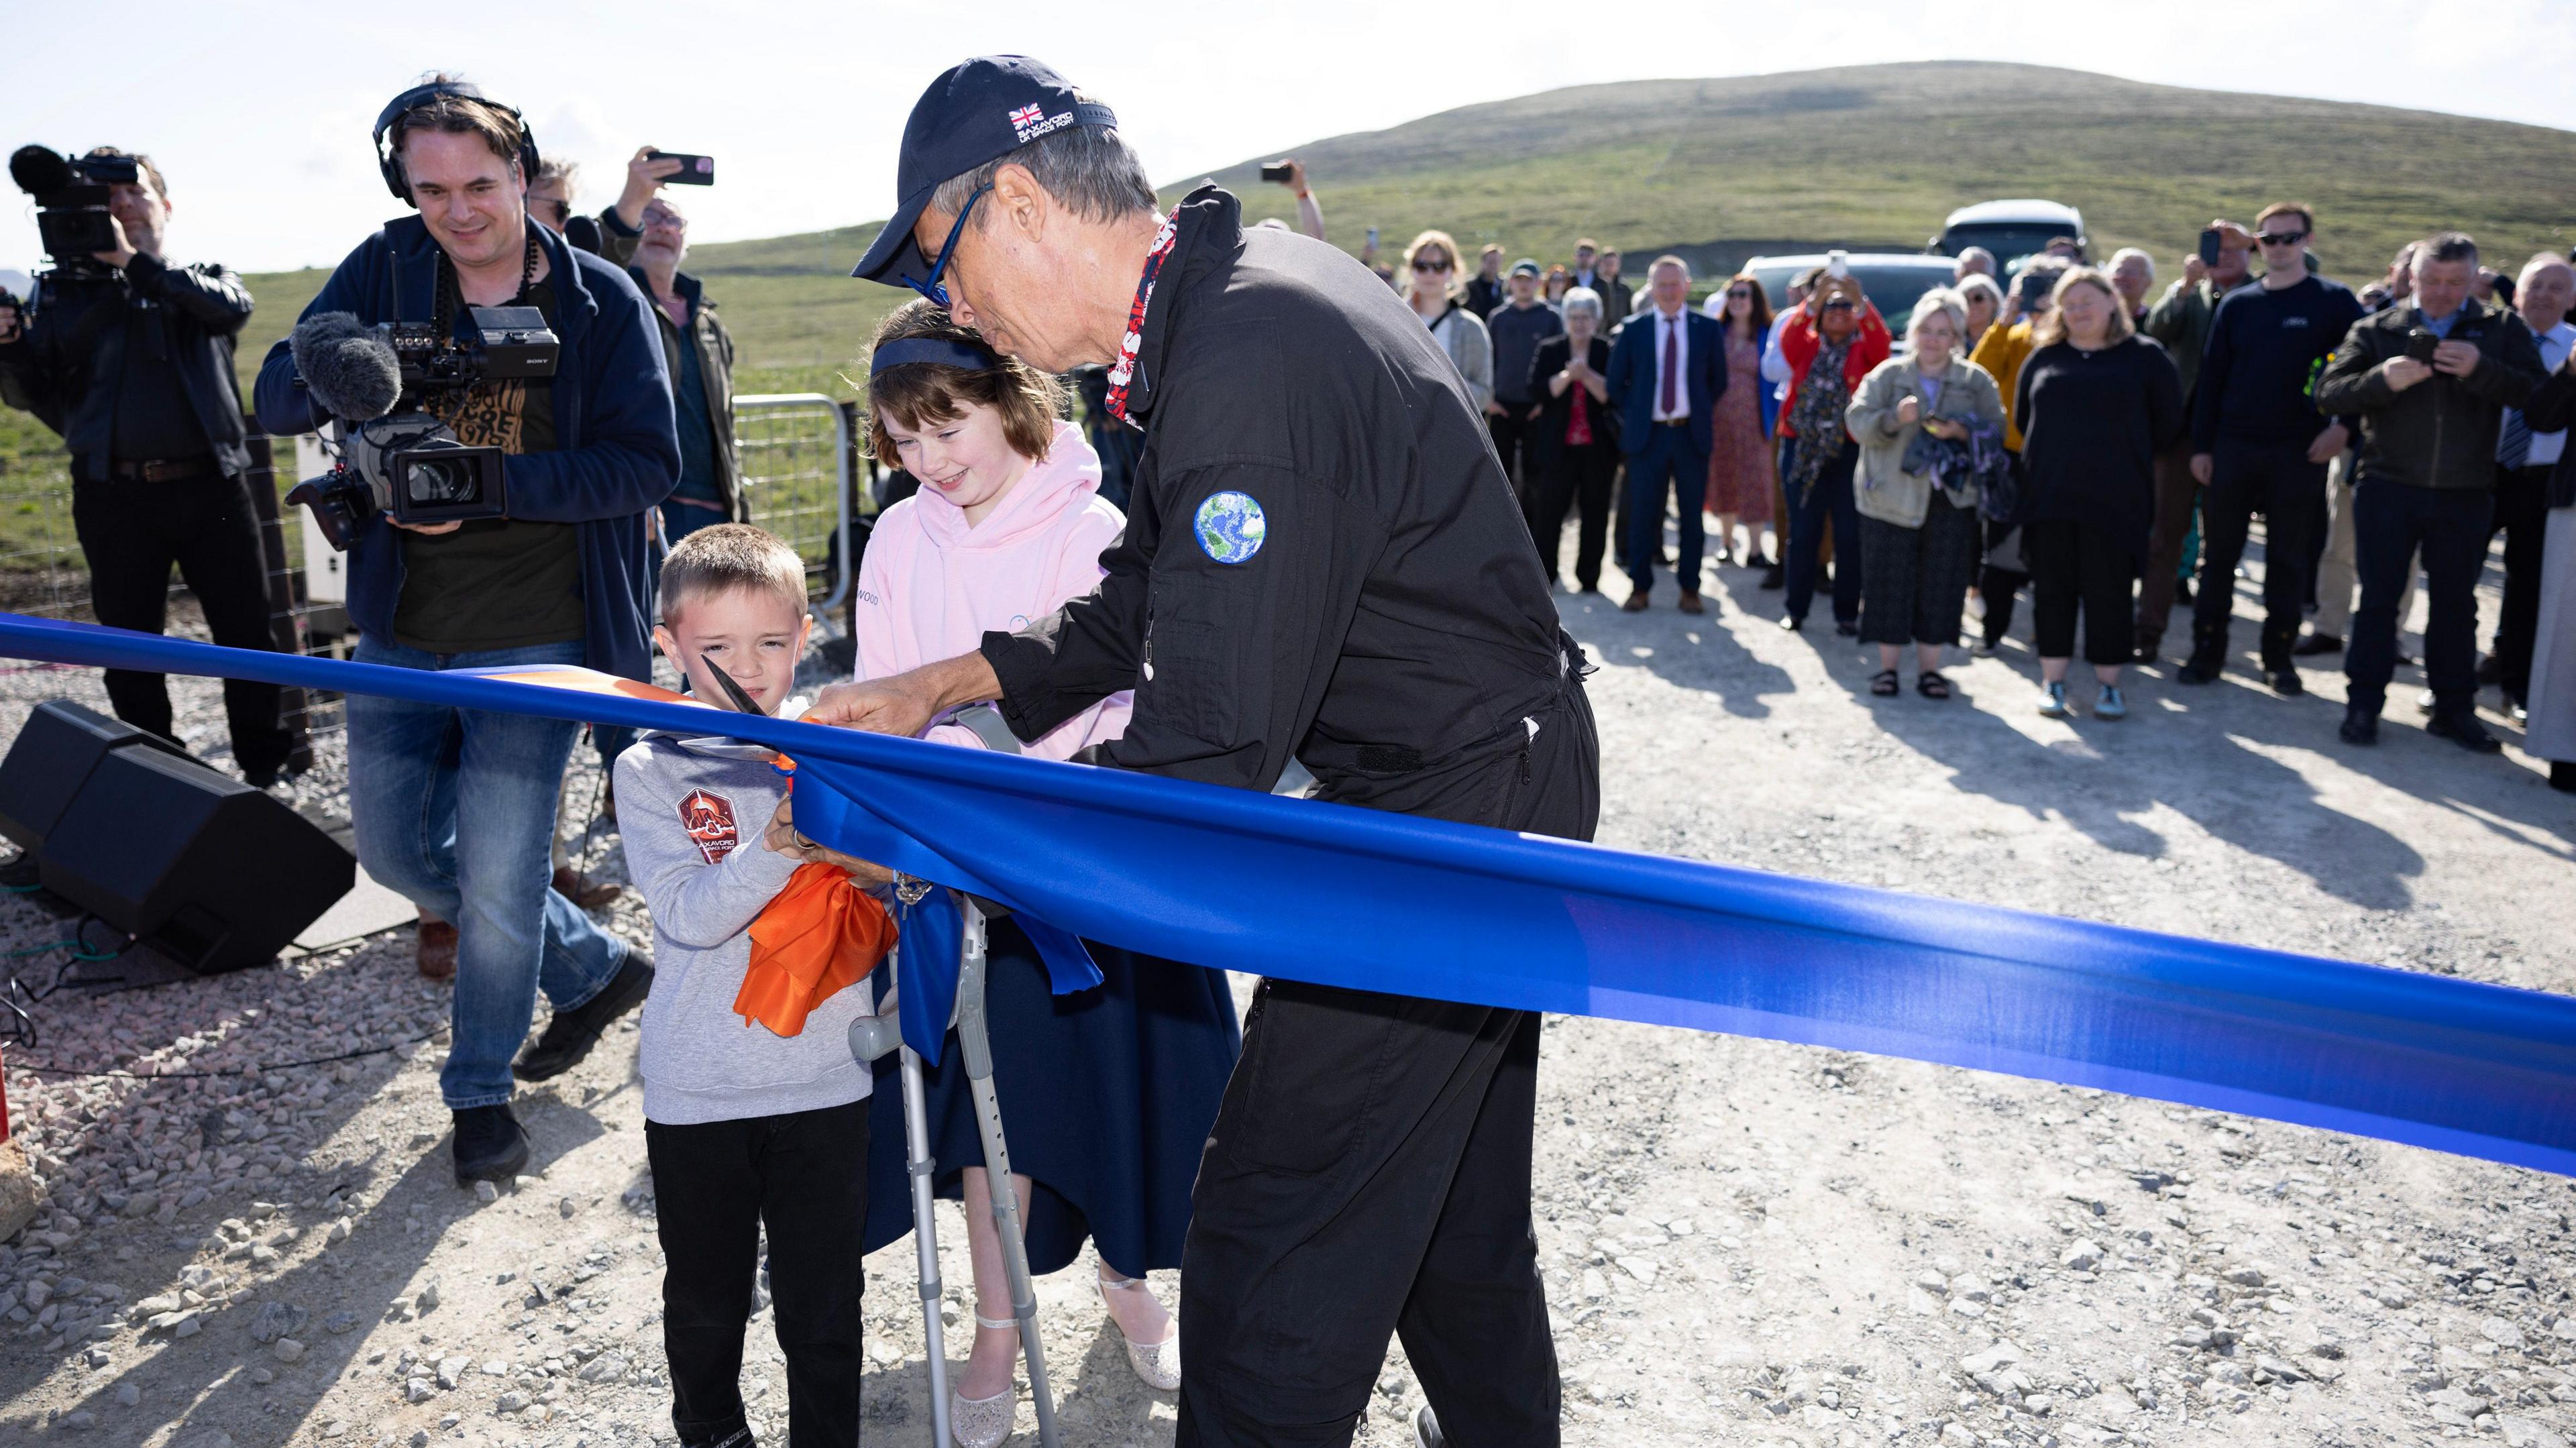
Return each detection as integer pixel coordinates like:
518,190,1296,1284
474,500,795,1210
614,744,804,950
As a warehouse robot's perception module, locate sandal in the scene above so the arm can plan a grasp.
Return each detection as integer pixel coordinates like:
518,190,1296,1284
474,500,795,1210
1917,671,1952,700
1870,669,1900,696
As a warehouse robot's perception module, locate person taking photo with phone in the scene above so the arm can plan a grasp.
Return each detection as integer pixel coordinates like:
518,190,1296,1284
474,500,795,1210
0,148,294,786
254,76,682,1186
2316,231,2549,753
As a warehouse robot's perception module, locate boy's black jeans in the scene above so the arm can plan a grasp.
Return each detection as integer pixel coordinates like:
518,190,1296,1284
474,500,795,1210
647,1099,870,1447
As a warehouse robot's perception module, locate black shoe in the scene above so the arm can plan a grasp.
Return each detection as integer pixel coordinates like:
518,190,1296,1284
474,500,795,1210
2267,668,2304,698
2426,713,2502,754
1833,619,1860,637
2291,632,2343,657
2133,636,2161,665
1780,614,1804,632
2552,761,2576,793
513,952,655,1082
2176,578,2195,604
1414,1405,1446,1448
452,1105,530,1186
1758,565,1784,591
2339,706,2379,746
2176,651,2224,685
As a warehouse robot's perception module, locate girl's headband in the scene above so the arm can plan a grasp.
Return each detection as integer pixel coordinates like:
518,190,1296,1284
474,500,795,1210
869,337,1002,375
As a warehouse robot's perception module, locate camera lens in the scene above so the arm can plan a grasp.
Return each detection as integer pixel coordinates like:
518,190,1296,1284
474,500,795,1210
405,457,480,505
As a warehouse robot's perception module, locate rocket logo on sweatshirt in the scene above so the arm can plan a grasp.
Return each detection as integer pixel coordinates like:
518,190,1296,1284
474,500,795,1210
678,789,740,864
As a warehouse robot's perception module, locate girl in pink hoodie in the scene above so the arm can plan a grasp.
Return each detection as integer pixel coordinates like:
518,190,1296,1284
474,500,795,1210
847,302,1240,1445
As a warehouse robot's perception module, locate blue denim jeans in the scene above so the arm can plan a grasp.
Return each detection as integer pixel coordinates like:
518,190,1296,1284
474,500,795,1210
349,636,631,1110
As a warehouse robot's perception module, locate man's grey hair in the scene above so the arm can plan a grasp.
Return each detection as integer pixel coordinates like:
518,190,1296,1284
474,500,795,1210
1955,245,1997,274
1561,286,1603,320
930,125,1159,229
533,157,580,193
2420,232,2479,268
2110,246,2155,283
2520,251,2574,286
1909,286,1968,340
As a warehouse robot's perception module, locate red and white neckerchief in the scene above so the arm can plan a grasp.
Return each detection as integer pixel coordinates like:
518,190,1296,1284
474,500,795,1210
1102,207,1181,425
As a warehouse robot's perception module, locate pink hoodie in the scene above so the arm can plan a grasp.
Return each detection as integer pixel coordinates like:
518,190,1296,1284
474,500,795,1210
852,419,1132,759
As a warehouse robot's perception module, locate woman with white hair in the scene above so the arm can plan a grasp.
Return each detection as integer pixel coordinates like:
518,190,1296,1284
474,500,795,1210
1957,273,2004,353
1401,229,1494,412
2108,247,2157,325
1526,286,1621,589
1846,289,2008,697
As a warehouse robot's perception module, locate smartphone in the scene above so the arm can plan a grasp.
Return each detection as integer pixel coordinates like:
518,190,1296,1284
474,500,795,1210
1825,248,1850,280
1366,225,1380,249
647,151,716,186
2405,328,2441,362
2017,269,2053,307
2198,228,2222,267
1259,161,1293,184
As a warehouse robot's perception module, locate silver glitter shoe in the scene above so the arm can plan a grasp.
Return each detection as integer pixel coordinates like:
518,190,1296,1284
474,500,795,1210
949,1314,1018,1448
1097,1274,1180,1392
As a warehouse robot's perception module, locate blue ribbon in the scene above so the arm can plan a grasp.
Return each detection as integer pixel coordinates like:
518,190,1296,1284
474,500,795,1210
2,613,2571,1176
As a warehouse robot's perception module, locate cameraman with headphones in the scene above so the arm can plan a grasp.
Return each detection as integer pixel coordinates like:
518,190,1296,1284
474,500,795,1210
0,148,293,786
254,76,679,1186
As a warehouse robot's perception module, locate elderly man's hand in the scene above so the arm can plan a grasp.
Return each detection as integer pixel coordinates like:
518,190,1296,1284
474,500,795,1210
2305,421,2351,465
806,653,1006,738
2180,254,2208,288
2431,340,2482,379
2381,357,2434,393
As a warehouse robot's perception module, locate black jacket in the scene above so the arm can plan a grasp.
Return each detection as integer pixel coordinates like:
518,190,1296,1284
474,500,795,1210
0,254,255,479
2314,298,2548,491
1463,274,1504,321
2015,335,2187,557
1525,333,1617,471
983,187,1576,816
2523,359,2576,508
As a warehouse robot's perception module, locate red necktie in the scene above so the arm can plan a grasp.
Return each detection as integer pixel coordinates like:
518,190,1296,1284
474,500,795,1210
1660,317,1678,415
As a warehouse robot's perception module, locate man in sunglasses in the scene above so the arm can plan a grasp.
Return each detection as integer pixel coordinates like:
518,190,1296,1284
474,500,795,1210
2177,203,2365,695
816,56,1597,1448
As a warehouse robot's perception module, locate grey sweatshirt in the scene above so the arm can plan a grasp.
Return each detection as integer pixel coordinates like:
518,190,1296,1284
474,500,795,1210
614,730,882,1126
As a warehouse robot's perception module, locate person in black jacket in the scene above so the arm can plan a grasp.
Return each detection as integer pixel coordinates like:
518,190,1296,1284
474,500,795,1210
1525,287,1619,588
0,148,290,784
1463,243,1505,320
819,56,1598,1448
2179,204,2363,695
2316,232,2550,750
2014,268,2186,722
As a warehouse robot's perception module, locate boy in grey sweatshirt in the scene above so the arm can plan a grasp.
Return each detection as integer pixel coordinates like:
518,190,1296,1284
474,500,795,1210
616,524,893,1448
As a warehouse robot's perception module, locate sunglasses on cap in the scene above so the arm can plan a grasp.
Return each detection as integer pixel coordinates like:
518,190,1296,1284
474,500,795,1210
2257,229,2308,247
900,181,993,308
1413,258,1454,273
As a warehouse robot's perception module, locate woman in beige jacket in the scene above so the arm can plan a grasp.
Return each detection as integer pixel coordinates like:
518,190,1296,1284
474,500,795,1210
1846,289,2008,698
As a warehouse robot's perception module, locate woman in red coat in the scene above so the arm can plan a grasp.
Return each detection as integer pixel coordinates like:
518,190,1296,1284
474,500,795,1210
1774,272,1894,633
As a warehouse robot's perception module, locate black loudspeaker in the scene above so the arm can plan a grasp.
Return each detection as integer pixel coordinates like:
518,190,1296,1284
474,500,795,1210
0,700,354,977
0,700,186,850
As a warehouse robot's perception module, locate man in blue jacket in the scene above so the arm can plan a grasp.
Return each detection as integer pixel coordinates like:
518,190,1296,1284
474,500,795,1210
256,79,678,1185
1607,256,1726,612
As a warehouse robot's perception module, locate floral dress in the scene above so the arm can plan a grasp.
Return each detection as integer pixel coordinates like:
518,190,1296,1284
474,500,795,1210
1706,329,1774,521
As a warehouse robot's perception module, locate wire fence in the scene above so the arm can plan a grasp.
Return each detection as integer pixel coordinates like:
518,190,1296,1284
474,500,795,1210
0,397,863,767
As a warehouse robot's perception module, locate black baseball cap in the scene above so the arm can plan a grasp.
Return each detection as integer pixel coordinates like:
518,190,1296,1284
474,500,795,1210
851,56,1119,285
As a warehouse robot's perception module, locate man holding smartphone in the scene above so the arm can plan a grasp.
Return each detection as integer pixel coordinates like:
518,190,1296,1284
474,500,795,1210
2176,203,2362,694
2135,219,2253,660
2316,231,2548,750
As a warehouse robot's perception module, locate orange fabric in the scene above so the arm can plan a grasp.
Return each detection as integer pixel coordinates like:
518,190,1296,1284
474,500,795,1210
475,665,713,708
736,862,897,1037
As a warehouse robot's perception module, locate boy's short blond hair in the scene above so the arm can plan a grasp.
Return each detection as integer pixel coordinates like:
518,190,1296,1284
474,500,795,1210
658,524,807,625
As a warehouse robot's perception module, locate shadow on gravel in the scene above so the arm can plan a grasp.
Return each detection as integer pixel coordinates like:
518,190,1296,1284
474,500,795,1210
1558,571,1798,719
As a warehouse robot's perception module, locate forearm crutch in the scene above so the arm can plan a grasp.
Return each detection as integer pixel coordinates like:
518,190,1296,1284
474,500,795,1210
849,938,950,1448
955,897,1063,1448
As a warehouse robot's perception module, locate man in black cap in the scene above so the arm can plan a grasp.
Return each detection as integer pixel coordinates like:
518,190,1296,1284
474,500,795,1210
810,54,1596,1448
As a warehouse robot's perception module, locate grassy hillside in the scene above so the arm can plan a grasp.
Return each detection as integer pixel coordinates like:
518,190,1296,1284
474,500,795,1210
1189,61,2576,288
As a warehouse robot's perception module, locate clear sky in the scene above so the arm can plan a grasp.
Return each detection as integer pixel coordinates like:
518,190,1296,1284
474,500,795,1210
6,0,2571,276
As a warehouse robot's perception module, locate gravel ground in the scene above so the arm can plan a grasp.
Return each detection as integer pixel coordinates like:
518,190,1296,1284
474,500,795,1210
0,545,2571,1448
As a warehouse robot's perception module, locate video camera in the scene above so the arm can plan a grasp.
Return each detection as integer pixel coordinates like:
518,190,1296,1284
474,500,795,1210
283,307,559,550
8,146,139,282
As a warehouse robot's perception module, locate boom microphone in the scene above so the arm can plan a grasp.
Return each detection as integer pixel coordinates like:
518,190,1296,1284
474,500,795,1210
288,311,402,423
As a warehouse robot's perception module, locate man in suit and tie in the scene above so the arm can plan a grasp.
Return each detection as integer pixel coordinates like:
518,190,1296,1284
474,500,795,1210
1608,255,1727,612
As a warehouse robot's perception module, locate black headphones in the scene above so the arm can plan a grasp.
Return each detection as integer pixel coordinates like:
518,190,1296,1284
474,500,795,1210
371,80,541,205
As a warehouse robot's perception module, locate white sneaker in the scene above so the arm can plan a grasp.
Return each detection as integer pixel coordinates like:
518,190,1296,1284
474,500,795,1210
1098,1274,1179,1392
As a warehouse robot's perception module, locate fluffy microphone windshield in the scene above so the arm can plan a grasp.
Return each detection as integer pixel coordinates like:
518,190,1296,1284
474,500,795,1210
290,312,402,423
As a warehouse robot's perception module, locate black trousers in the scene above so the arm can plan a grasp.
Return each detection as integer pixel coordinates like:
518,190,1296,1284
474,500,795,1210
1529,441,1617,589
2192,440,2326,667
2133,438,2200,647
1980,518,2030,647
71,470,290,779
1489,407,1536,499
1858,496,1978,648
2347,481,2493,718
2025,518,2138,667
2492,463,2552,703
1177,673,1599,1448
647,1099,869,1448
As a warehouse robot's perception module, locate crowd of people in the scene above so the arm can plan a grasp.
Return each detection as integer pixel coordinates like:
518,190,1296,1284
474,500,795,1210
1385,205,2576,787
5,53,2573,1448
